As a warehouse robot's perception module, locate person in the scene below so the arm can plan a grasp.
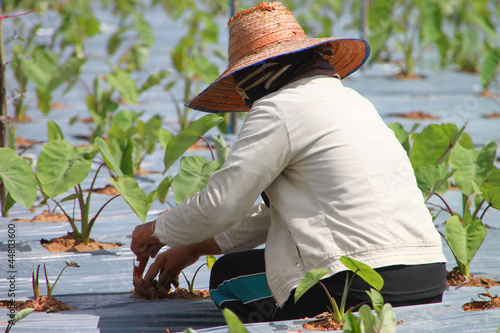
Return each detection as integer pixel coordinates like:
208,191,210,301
131,2,447,323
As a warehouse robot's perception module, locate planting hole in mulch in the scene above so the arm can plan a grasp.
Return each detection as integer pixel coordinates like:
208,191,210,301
388,111,440,120
89,184,121,196
482,112,500,119
446,267,500,288
301,313,344,331
0,296,75,313
12,210,69,223
462,295,500,312
41,233,122,253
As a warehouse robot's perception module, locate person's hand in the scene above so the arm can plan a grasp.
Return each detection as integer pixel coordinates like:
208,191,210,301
144,245,200,290
131,221,164,260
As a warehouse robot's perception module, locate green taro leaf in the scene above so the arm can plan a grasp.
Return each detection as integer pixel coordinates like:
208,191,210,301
110,175,148,222
163,114,224,173
480,47,500,89
340,256,384,291
106,69,138,104
172,156,220,204
47,58,86,92
95,137,124,177
206,255,216,270
0,148,37,209
449,141,497,196
222,308,250,333
482,167,500,210
414,165,455,201
12,307,35,323
445,216,487,267
366,288,384,313
410,123,461,168
359,303,397,333
47,120,65,141
157,175,172,204
36,140,93,198
294,267,329,303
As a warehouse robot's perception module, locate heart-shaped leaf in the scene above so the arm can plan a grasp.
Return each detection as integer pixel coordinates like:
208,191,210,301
445,216,487,266
410,123,461,168
110,175,148,222
163,114,224,173
449,141,497,196
340,256,384,291
414,165,455,201
36,140,93,198
172,156,220,204
0,148,37,209
294,267,330,303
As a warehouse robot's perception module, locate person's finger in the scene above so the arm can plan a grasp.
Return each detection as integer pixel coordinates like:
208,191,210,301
144,259,162,282
157,268,175,289
149,243,165,258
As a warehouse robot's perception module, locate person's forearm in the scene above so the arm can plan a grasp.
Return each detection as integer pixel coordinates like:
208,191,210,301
188,237,222,257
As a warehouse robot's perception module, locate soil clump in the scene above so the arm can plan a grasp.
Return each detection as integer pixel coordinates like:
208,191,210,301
446,267,500,287
0,296,75,312
12,210,68,223
131,280,209,300
301,313,343,331
41,233,122,252
388,111,439,120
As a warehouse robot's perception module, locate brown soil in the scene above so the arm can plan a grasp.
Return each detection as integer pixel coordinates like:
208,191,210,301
12,116,33,123
188,140,209,151
446,267,500,287
12,210,69,223
483,112,500,119
462,295,500,312
394,72,425,80
131,280,209,300
16,136,41,149
52,102,68,109
389,111,439,120
0,296,75,312
91,184,120,196
78,117,94,123
302,313,343,331
41,233,122,253
480,90,500,98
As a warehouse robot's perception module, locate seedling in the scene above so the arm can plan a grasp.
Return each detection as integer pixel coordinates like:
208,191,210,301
181,255,216,294
32,264,40,300
294,256,384,325
44,261,80,298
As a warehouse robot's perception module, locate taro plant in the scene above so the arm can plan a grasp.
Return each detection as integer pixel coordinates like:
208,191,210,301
390,122,500,278
182,255,216,294
153,0,224,130
343,289,397,333
294,256,385,326
44,261,80,298
32,261,80,299
367,0,448,78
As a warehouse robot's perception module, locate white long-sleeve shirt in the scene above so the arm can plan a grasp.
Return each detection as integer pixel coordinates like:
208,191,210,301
155,75,446,306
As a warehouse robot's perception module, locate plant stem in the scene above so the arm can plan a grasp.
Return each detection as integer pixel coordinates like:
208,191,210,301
479,204,491,221
84,194,119,242
472,199,485,220
319,281,342,324
435,193,453,216
199,136,215,161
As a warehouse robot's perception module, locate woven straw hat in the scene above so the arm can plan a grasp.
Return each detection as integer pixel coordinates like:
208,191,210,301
186,2,370,113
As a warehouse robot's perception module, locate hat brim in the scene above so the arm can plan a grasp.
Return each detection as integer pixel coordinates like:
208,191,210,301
186,37,370,113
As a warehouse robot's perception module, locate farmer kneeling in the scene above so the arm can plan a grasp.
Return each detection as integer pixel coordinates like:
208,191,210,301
131,2,446,323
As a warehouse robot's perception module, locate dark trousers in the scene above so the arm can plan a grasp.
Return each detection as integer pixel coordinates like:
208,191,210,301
209,249,446,323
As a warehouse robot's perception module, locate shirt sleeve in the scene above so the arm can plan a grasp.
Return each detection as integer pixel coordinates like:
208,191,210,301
213,202,270,253
154,105,291,247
